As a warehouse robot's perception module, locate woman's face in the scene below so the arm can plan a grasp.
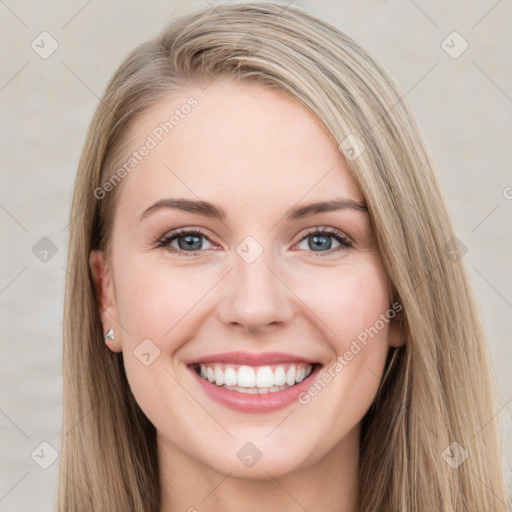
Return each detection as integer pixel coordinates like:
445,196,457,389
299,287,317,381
91,78,402,479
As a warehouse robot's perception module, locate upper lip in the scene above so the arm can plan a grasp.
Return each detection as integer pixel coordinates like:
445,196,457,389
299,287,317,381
185,351,319,366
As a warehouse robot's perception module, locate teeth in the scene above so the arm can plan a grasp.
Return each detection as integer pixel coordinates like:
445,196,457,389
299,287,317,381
255,366,274,388
224,367,237,386
238,366,256,387
196,362,314,392
286,366,296,386
214,367,224,386
274,366,286,386
223,383,291,394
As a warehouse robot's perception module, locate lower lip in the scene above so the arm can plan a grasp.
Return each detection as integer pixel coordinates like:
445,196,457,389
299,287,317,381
188,364,322,413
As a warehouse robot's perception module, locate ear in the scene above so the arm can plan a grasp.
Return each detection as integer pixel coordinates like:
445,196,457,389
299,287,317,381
89,250,122,353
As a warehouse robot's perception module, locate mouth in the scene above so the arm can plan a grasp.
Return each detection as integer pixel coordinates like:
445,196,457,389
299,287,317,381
185,351,324,413
189,361,320,394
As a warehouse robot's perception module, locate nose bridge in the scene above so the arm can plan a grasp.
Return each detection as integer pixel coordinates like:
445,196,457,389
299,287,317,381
218,238,294,330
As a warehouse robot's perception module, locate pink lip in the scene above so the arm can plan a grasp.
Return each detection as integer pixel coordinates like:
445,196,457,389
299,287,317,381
184,351,318,366
187,362,322,414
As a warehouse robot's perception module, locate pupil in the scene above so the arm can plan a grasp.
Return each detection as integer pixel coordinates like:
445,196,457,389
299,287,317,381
310,235,331,251
179,235,202,251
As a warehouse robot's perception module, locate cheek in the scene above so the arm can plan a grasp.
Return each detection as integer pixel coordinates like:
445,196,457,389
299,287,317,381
289,257,391,348
113,255,215,346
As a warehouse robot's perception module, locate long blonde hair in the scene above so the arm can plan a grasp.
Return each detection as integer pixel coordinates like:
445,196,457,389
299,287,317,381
59,3,510,510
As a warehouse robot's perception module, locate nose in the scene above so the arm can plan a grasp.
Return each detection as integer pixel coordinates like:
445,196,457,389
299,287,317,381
217,250,294,334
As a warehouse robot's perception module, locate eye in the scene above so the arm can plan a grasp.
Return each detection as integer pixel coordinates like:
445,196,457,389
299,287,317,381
295,227,352,255
155,226,352,256
155,228,216,255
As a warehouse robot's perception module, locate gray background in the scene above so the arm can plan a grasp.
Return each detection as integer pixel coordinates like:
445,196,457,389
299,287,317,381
1,0,511,509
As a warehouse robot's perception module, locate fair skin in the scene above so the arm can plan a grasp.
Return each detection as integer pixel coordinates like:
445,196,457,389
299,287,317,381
90,78,403,512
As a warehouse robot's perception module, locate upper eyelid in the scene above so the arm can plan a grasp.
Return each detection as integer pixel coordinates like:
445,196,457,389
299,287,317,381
301,226,349,238
161,227,218,244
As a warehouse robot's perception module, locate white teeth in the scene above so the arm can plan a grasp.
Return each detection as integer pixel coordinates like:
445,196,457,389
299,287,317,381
223,383,292,394
238,366,256,387
286,366,296,386
274,366,286,386
195,362,315,392
214,367,224,386
224,366,237,386
256,366,274,388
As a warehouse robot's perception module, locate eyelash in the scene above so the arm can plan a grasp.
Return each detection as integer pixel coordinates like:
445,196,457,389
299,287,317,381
155,226,353,257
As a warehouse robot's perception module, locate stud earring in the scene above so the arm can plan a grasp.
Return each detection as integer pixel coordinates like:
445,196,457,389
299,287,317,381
103,328,115,342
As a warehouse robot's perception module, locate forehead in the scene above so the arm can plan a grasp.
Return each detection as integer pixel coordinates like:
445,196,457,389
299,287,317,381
114,78,362,221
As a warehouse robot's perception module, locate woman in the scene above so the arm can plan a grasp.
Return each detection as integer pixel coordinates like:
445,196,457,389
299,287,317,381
58,2,510,511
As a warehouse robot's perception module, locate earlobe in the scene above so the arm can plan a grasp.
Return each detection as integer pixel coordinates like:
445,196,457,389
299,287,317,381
89,250,123,353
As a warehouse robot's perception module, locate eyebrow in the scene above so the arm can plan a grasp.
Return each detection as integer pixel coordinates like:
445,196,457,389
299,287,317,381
138,197,368,223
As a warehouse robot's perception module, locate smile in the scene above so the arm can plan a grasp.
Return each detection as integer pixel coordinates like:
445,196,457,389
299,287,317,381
191,362,314,394
185,352,323,413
